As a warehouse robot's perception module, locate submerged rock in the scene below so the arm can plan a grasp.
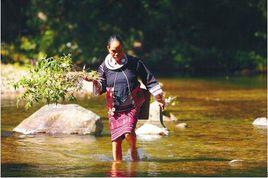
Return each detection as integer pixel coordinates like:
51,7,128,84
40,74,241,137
228,159,243,166
175,123,188,129
18,135,27,139
252,117,267,127
13,104,103,135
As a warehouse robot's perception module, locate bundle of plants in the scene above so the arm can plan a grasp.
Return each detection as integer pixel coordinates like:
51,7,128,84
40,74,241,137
13,54,99,109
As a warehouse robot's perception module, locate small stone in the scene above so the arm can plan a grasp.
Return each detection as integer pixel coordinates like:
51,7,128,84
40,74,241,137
228,159,243,166
252,117,267,126
27,135,35,138
18,135,26,139
176,123,188,128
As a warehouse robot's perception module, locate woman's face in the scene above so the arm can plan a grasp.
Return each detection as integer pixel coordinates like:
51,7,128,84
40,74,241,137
107,40,124,63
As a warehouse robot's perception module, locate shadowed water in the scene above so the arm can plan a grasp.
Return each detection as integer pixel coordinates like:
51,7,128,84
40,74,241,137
1,76,267,177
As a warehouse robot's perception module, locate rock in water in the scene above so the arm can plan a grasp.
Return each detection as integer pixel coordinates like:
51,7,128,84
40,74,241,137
252,117,267,127
228,159,243,166
175,123,188,129
136,123,168,136
148,101,161,122
13,104,103,135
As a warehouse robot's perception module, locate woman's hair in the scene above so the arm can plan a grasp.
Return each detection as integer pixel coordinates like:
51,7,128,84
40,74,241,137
107,35,124,47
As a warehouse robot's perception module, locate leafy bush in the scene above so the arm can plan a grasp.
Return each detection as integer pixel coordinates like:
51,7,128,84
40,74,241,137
13,54,99,109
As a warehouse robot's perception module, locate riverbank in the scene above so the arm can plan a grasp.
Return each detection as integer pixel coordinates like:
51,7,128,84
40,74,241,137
1,64,28,97
1,63,99,103
2,63,267,99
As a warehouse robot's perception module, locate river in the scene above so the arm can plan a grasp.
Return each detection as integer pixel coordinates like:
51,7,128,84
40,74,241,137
1,76,267,177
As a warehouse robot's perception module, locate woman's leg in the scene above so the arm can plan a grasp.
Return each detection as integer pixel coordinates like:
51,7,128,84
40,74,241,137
125,132,139,161
112,138,123,162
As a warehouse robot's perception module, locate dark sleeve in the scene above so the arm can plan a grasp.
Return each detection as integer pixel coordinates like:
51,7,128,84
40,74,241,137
97,62,107,95
136,59,163,97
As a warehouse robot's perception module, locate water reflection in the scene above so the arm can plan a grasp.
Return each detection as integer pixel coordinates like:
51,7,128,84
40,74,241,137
253,127,267,135
2,77,267,177
5,134,100,166
14,134,96,146
108,161,138,177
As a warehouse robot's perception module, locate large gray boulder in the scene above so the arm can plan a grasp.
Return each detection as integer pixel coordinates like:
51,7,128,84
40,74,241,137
13,104,103,135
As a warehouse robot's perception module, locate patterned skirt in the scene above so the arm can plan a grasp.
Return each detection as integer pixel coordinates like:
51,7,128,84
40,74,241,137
109,108,138,141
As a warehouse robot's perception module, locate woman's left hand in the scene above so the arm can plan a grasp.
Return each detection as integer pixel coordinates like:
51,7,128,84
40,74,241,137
157,100,165,110
155,94,165,110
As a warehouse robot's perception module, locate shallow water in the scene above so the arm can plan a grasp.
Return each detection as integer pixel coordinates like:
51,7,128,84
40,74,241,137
1,76,267,177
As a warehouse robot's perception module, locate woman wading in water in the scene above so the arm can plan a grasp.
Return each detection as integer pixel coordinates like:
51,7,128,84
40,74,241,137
87,35,165,162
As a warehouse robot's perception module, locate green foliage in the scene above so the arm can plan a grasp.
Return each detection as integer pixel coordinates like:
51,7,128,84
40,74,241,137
13,54,99,109
235,51,267,71
2,0,267,74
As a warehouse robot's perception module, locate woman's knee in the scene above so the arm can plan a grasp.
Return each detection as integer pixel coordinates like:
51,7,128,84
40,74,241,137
125,133,131,140
125,132,136,142
112,139,122,147
125,133,134,140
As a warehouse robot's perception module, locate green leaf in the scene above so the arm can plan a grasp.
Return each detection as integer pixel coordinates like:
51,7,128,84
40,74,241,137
13,54,99,109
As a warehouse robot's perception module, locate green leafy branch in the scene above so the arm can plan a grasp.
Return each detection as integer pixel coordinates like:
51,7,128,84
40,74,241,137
13,54,99,109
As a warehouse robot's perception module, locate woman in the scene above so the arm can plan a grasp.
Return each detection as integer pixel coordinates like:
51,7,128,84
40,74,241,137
91,35,165,162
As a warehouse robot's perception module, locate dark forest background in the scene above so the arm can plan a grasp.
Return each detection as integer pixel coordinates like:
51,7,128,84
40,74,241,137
1,0,267,75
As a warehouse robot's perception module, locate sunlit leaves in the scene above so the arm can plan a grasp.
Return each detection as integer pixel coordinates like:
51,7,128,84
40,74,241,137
13,54,99,109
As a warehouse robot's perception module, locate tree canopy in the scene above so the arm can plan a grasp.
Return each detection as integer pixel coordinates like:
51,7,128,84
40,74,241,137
1,0,267,75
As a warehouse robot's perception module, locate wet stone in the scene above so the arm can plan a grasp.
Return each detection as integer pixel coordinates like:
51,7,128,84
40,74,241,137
175,123,188,128
18,135,27,139
228,159,243,166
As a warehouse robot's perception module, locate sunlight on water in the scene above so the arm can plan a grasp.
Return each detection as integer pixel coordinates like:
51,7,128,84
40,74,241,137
1,76,267,177
124,148,151,161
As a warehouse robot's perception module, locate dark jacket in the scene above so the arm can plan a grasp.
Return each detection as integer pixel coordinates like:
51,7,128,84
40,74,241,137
97,55,162,112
